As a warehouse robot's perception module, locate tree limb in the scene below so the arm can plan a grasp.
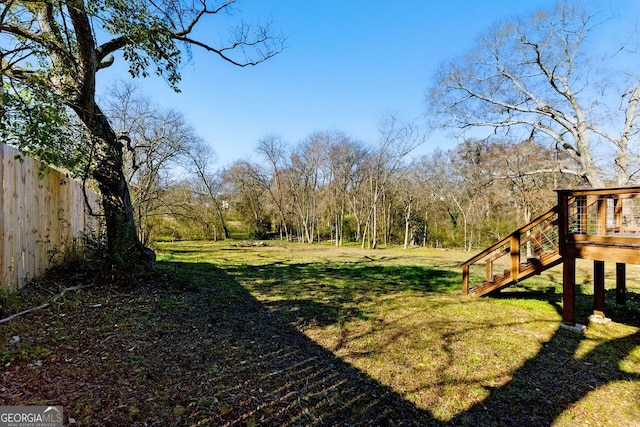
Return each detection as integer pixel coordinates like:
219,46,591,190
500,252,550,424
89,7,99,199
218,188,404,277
1,62,37,79
174,0,235,37
175,29,282,67
0,284,89,324
66,0,97,108
491,167,583,180
0,23,73,64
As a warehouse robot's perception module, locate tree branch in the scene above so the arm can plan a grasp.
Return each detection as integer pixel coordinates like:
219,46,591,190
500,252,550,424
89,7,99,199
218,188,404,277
1,62,37,80
491,167,582,180
175,27,283,67
174,0,235,37
66,0,97,110
0,284,89,324
0,23,73,63
96,36,130,64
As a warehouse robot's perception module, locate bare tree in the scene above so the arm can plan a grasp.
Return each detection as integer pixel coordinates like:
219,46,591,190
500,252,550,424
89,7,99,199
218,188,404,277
361,115,425,249
104,83,200,244
186,143,230,240
225,161,270,239
488,139,574,222
428,2,640,187
287,134,329,243
414,147,482,251
394,170,415,249
256,135,292,241
327,133,368,246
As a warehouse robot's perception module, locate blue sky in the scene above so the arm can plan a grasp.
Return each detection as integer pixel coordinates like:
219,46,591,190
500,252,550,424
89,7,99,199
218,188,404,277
97,0,637,167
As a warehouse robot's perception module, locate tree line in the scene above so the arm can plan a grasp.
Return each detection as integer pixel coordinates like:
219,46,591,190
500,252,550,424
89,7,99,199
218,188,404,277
2,1,639,270
114,87,578,251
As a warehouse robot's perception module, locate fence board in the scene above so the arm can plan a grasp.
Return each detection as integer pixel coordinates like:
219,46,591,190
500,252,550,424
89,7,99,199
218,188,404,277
0,144,101,290
4,149,17,288
0,147,3,286
0,144,8,286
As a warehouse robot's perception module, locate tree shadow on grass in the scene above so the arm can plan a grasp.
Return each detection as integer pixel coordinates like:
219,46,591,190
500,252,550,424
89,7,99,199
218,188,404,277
158,260,436,426
453,326,640,426
465,285,640,425
159,260,640,426
3,257,637,426
220,262,460,328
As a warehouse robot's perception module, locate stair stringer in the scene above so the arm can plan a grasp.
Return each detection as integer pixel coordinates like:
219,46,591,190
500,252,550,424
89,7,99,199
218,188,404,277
468,251,563,297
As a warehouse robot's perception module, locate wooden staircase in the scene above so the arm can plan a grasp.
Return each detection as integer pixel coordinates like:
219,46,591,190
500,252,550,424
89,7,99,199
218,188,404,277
463,187,640,325
462,206,563,297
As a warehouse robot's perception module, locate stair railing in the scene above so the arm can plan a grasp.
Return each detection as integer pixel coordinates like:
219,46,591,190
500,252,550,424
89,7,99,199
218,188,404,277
462,206,560,295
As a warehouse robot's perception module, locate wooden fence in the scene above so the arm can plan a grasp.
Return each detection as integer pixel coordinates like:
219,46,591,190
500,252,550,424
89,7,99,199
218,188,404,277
0,144,101,290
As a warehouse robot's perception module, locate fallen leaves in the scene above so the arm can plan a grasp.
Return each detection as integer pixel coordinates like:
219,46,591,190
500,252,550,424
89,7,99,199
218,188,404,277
0,267,427,426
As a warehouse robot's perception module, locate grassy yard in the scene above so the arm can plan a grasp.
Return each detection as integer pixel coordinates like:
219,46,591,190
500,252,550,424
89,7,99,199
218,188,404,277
156,241,640,425
1,240,638,425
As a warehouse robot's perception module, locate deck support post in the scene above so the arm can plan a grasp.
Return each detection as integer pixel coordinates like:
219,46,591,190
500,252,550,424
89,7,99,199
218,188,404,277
616,263,627,305
562,256,577,326
462,264,469,296
510,234,520,282
593,260,606,317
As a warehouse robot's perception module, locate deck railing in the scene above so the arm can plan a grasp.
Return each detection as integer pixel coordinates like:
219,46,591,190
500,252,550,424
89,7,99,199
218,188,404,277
558,187,640,264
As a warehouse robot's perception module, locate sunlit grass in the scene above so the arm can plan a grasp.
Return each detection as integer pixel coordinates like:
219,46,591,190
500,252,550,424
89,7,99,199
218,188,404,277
156,240,640,424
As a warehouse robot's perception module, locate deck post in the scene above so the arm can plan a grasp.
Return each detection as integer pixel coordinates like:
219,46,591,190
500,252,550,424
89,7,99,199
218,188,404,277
556,190,568,257
510,234,520,282
614,197,623,232
594,198,608,318
616,263,627,305
562,256,577,326
559,190,577,327
462,264,469,295
593,260,606,317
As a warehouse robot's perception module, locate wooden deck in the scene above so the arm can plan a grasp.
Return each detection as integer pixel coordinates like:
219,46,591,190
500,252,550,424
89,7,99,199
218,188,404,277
462,186,640,326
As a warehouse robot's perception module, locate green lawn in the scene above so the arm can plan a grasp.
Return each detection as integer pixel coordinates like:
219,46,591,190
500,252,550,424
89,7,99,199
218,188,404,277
156,240,640,425
1,240,637,425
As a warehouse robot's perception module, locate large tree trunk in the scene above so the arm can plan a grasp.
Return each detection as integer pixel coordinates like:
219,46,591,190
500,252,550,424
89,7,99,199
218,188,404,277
62,3,155,271
84,105,155,269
